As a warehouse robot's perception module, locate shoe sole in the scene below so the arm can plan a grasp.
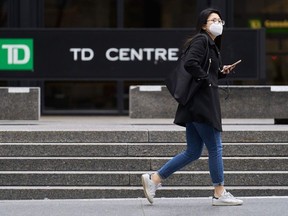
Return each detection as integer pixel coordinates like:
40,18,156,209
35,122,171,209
212,201,243,206
141,175,153,204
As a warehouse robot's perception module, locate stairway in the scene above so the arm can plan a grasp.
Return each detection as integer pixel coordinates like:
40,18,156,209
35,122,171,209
0,123,287,200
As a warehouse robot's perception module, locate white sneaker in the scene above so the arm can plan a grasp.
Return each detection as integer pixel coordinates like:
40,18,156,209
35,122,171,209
212,190,243,206
141,173,161,204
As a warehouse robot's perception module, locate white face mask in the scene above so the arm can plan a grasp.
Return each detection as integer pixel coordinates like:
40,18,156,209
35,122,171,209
209,23,223,37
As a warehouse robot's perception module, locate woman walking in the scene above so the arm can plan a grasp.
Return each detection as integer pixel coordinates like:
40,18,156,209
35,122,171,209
141,8,243,206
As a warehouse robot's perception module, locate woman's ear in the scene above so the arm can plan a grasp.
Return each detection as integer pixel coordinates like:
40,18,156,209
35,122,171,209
202,24,207,31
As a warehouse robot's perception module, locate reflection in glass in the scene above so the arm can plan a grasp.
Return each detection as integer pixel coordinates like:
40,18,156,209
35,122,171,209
124,0,196,28
234,0,288,84
45,0,116,27
45,81,117,111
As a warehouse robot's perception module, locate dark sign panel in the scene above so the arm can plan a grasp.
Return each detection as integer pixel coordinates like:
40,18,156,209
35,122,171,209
0,29,265,80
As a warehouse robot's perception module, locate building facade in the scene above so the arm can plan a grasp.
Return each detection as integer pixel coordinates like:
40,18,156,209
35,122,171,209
0,0,287,115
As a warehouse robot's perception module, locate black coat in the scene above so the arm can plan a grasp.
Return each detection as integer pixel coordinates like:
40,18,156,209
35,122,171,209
174,32,225,131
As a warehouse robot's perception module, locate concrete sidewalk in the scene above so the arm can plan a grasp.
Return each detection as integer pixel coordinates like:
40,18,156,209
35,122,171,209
0,197,287,216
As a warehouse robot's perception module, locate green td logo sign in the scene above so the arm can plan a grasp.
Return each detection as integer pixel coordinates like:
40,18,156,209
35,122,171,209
0,39,33,70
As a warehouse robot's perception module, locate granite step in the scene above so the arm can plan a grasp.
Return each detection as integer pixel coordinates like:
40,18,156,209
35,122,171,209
0,123,286,200
128,143,288,157
0,186,287,200
0,171,286,187
0,157,287,171
0,130,287,143
0,143,287,157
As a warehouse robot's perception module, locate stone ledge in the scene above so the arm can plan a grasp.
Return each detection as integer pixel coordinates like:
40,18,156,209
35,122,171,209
129,85,288,119
0,87,40,120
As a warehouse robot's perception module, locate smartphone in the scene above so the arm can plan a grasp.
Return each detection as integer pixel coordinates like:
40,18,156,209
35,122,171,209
231,59,242,67
221,60,242,72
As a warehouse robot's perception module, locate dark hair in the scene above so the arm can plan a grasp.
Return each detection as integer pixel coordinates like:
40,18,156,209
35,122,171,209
196,8,222,33
185,8,223,49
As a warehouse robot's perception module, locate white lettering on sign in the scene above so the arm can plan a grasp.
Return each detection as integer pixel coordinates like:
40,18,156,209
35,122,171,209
105,48,118,61
2,44,30,65
105,48,179,61
70,48,94,61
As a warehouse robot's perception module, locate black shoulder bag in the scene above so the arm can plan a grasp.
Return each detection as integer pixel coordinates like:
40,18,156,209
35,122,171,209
165,34,209,105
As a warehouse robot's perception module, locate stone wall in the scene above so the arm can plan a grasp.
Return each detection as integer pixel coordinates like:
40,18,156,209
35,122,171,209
129,85,288,119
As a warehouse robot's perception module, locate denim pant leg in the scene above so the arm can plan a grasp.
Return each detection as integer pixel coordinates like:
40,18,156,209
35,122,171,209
193,122,224,186
157,123,204,179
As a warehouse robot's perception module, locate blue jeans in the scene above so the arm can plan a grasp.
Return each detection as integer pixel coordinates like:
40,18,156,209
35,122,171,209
157,122,224,186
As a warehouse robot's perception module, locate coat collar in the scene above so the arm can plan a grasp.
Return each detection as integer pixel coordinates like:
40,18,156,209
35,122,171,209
201,31,216,47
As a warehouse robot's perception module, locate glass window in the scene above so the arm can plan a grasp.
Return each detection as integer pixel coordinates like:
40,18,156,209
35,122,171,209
124,0,197,28
44,81,117,112
234,0,288,28
266,55,288,84
0,81,8,86
0,0,8,27
234,0,288,85
45,0,117,28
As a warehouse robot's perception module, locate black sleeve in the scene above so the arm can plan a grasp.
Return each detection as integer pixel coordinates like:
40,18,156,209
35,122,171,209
183,35,209,79
218,69,227,79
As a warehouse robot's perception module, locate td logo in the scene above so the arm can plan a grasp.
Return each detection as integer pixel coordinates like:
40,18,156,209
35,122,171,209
0,39,33,70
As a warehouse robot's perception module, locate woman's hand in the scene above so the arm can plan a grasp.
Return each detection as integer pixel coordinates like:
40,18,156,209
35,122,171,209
221,65,235,74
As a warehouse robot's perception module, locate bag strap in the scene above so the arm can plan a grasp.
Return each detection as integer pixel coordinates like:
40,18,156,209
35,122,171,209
181,33,209,59
200,34,210,69
181,33,210,69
